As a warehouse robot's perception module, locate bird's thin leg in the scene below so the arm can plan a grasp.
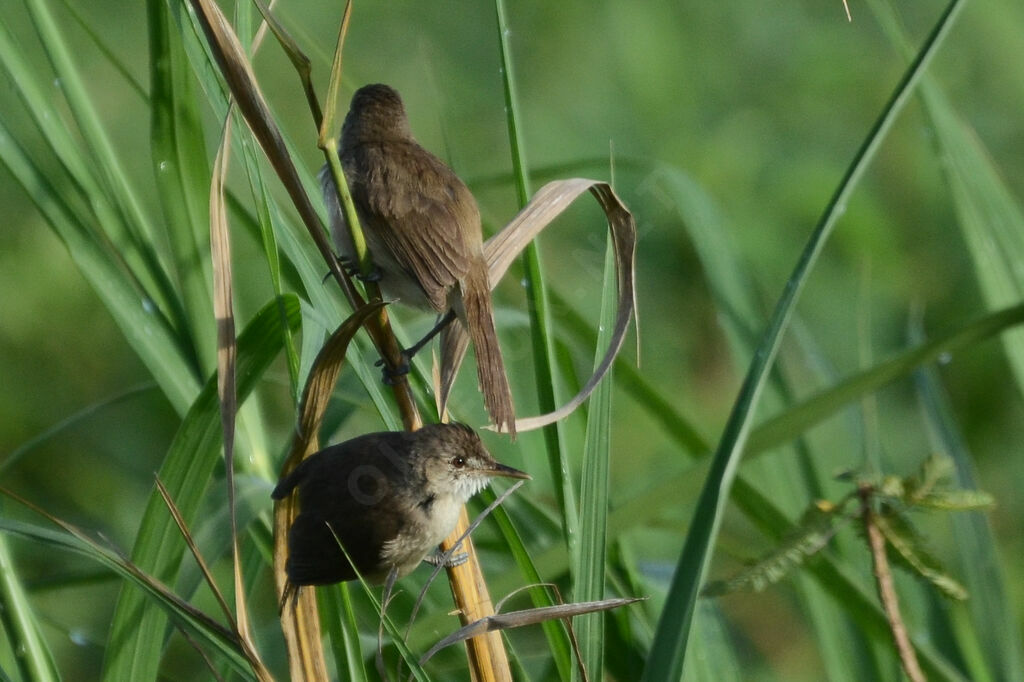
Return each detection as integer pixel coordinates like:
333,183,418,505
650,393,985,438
376,309,458,384
278,581,299,614
406,309,458,358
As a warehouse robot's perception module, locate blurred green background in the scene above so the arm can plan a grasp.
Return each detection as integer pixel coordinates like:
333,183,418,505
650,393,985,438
1,0,1023,679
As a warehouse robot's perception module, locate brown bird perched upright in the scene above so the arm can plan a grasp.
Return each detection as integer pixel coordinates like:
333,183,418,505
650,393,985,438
272,422,529,593
320,84,516,436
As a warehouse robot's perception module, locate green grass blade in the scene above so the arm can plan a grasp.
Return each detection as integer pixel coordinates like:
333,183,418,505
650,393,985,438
490,195,1009,682
102,295,300,682
1,384,157,478
573,238,617,681
0,534,58,682
320,584,368,682
867,0,1024,398
641,1,969,676
0,15,200,399
493,0,579,553
149,0,216,375
921,85,1024,391
238,124,301,402
57,0,148,100
24,0,192,353
641,154,871,679
681,603,741,682
172,474,268,604
0,517,254,679
0,117,201,413
23,0,153,242
749,302,1024,455
624,163,869,680
516,303,1021,678
335,551,430,682
914,361,1024,679
481,493,575,680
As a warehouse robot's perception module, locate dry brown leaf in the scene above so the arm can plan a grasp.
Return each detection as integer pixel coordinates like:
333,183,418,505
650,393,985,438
440,179,638,433
155,478,235,629
418,596,644,669
187,0,359,307
209,109,256,670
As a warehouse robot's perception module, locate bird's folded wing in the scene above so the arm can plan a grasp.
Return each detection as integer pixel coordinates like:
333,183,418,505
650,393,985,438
355,142,480,310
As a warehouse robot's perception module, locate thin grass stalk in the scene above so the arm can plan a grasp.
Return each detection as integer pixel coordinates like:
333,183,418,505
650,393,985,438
859,486,926,682
493,0,579,558
0,490,257,678
572,239,617,681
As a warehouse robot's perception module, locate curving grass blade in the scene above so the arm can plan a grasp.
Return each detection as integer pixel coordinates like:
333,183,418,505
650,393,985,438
0,512,254,680
914,340,1024,679
0,534,58,682
641,0,969,676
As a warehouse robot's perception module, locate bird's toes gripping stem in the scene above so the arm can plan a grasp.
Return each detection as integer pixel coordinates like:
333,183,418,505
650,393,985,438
358,265,383,283
425,549,469,569
375,351,411,385
323,255,383,283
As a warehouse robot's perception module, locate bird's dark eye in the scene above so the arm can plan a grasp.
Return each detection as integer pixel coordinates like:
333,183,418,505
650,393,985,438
452,456,466,468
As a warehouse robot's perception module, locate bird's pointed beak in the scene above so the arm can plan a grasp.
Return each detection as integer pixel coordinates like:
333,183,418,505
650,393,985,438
487,462,531,480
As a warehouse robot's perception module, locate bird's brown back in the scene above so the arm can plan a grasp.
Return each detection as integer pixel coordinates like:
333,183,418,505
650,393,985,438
342,138,482,313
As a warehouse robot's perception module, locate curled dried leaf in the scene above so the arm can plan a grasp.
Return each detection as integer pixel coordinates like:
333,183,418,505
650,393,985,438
440,179,638,433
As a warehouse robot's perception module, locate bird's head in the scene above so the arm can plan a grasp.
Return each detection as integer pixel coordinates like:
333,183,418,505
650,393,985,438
415,422,529,503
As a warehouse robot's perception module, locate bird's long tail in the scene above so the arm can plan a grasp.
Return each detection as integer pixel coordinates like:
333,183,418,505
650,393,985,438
459,261,516,437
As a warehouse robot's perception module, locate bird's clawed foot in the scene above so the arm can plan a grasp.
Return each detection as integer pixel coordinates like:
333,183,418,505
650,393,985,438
323,255,383,283
424,550,469,569
375,351,411,385
359,266,383,283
